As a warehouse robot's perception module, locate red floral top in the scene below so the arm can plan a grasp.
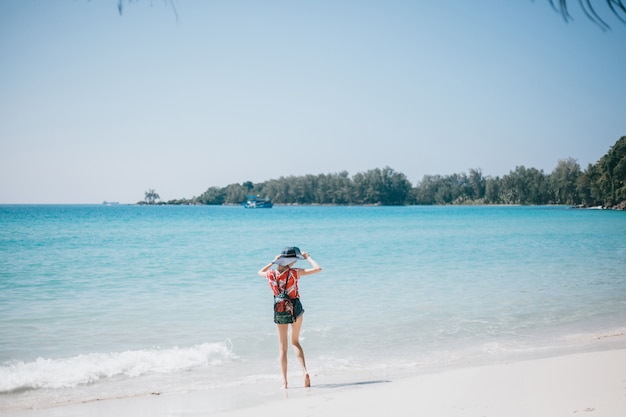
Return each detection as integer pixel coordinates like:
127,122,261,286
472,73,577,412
266,268,300,299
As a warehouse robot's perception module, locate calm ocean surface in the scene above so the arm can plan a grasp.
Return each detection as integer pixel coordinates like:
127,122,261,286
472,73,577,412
1,205,625,410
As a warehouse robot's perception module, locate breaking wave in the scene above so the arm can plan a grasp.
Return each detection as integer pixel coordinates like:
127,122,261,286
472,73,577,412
0,341,234,393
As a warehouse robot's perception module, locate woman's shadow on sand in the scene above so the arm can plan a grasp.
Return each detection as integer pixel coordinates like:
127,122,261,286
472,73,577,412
314,380,391,389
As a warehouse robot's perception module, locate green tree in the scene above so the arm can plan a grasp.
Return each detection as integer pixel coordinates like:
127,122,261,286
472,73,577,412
243,181,254,193
379,167,412,205
592,136,626,206
326,171,353,204
550,158,581,204
144,189,160,205
196,186,225,205
351,167,410,205
577,163,597,206
484,176,503,204
548,0,626,31
467,168,486,201
223,183,248,204
352,170,377,204
414,175,439,205
500,166,549,205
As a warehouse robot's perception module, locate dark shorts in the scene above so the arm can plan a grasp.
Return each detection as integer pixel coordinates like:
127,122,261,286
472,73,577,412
274,298,304,324
293,298,304,319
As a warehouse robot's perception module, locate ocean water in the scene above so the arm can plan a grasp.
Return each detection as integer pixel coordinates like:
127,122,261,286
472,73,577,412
1,205,625,411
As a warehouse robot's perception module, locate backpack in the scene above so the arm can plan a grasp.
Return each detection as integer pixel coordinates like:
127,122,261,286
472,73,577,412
274,269,296,324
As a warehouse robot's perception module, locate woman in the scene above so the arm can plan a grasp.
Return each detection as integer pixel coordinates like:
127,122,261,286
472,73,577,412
258,246,322,389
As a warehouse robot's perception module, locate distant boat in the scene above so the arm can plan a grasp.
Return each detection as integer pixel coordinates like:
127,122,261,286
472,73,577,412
243,195,273,208
102,201,120,206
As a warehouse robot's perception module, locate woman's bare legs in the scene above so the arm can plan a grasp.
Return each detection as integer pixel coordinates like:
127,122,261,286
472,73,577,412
290,315,310,387
276,324,289,388
276,315,310,389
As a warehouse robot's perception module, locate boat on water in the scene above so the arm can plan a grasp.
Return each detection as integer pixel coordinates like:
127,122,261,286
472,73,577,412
243,195,273,208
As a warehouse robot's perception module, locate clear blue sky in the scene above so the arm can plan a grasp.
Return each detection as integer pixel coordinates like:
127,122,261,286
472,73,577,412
1,1,624,204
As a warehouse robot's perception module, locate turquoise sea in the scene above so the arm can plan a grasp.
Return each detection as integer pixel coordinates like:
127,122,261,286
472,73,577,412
1,205,625,411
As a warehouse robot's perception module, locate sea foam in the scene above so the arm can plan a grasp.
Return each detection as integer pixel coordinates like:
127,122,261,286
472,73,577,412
0,341,234,393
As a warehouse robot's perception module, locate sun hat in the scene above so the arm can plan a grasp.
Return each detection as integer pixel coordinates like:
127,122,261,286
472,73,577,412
273,246,305,266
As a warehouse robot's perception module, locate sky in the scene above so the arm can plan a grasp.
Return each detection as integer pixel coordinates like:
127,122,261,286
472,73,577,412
1,1,625,204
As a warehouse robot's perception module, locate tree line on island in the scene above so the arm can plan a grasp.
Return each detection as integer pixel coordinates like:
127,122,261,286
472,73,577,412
141,136,626,209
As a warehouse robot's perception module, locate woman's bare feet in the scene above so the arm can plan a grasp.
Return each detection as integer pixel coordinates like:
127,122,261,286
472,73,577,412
304,373,311,388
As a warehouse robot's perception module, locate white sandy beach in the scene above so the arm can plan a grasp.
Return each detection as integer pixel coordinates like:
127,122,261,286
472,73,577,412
5,347,625,417
215,349,626,417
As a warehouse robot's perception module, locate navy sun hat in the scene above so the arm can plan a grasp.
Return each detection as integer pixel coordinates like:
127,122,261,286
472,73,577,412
273,246,305,266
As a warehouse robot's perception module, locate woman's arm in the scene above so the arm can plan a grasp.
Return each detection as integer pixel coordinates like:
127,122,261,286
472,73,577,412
258,255,280,277
299,252,322,276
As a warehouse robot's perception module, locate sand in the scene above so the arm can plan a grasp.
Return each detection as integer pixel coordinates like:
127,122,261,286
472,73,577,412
4,348,626,417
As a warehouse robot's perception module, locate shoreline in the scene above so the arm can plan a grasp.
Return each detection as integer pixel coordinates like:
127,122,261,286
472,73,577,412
4,341,625,417
217,347,626,417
